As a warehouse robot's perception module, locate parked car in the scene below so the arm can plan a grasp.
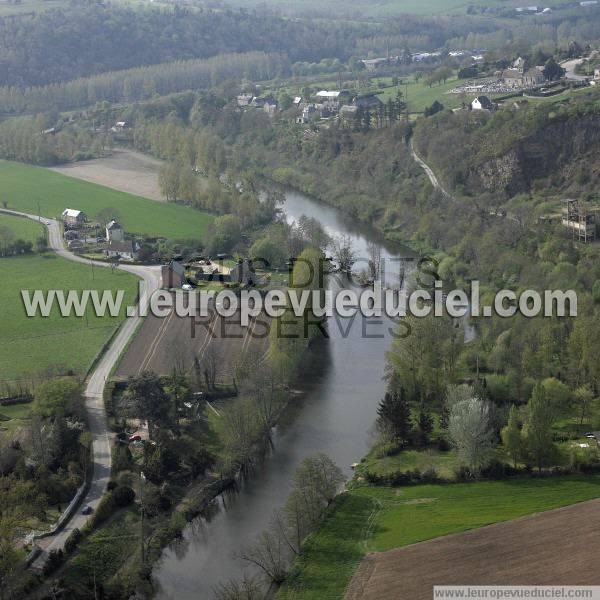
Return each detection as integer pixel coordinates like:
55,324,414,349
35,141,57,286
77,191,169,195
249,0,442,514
128,434,142,443
182,283,193,291
81,505,93,515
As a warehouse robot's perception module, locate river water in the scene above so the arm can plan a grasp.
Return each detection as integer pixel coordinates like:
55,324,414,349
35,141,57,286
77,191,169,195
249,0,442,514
153,189,417,598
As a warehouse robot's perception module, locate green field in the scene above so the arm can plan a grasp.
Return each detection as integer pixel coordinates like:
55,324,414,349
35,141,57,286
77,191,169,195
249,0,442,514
0,161,213,240
278,476,600,599
0,212,45,245
0,253,138,381
225,0,535,16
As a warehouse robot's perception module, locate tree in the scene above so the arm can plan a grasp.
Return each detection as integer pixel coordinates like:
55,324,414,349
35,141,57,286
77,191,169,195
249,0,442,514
501,405,522,468
206,215,241,254
573,385,594,426
33,378,81,419
424,100,444,117
417,410,434,446
448,398,495,476
250,236,287,269
330,234,355,272
376,389,412,444
95,207,122,227
123,371,172,440
524,382,555,471
543,58,564,81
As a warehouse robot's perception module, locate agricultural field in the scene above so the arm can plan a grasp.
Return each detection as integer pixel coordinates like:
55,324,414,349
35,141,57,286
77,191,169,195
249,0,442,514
0,212,44,244
0,252,138,381
0,0,68,17
277,476,600,599
224,0,565,17
0,161,213,240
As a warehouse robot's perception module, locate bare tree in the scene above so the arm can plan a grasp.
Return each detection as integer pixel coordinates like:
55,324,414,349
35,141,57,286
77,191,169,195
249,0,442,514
330,234,356,272
213,576,263,600
238,527,290,584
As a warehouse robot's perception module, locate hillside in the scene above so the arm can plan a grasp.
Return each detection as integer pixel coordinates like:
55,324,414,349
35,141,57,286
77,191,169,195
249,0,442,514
414,89,600,200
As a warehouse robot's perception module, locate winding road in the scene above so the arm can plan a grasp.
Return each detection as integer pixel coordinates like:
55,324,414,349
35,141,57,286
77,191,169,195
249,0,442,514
0,208,161,568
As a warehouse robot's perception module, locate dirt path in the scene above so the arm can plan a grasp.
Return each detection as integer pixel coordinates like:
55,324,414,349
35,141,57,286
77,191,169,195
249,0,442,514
346,498,600,600
50,148,164,202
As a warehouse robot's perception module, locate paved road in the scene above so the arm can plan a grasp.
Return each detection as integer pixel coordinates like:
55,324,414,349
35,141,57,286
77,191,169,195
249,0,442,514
0,209,161,568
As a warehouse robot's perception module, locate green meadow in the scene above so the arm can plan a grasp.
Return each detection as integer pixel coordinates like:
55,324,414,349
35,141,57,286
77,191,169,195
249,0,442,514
0,212,45,244
278,476,600,599
0,252,138,381
0,161,213,240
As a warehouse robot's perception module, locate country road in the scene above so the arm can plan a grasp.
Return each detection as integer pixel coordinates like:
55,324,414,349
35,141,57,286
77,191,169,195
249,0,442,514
560,57,587,81
0,208,161,568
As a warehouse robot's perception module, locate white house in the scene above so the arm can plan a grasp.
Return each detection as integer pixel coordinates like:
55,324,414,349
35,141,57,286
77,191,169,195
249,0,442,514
471,96,494,110
62,209,87,225
105,220,124,242
106,240,138,261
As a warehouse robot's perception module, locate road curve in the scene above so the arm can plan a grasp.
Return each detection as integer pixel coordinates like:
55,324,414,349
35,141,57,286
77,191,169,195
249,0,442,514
0,208,161,567
410,139,454,201
560,57,587,81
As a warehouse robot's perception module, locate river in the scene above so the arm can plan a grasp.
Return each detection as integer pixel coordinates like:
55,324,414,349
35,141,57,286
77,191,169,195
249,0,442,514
153,188,417,598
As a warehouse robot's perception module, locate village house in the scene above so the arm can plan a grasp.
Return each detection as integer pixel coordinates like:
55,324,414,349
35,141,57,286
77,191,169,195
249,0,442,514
354,94,384,110
106,240,138,261
62,209,87,226
561,199,597,243
161,260,186,288
263,100,278,116
105,220,124,242
471,96,495,110
236,93,254,107
339,105,358,121
110,121,128,132
315,90,351,107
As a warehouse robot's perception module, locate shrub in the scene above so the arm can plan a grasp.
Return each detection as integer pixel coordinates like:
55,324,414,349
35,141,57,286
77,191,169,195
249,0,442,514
113,485,136,507
88,492,116,530
43,549,64,576
64,528,83,554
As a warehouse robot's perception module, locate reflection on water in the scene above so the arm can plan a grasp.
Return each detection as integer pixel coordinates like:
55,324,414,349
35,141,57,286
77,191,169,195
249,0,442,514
153,190,418,599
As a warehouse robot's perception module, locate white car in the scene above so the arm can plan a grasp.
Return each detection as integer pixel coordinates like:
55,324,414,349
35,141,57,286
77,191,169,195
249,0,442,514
182,283,193,291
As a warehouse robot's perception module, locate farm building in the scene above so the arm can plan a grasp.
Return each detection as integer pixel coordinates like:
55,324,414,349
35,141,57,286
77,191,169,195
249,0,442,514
162,260,186,288
105,220,124,242
62,209,87,225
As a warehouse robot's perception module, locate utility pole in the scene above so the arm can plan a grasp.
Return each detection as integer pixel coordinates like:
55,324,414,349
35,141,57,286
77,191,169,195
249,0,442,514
140,471,146,569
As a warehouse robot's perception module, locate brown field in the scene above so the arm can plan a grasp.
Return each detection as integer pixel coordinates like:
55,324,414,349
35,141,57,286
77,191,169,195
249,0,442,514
346,498,600,600
50,149,164,202
116,298,271,381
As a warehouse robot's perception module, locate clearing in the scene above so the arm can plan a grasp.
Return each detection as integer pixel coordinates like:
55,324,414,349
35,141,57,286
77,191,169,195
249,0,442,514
50,149,164,202
0,160,212,240
277,476,600,600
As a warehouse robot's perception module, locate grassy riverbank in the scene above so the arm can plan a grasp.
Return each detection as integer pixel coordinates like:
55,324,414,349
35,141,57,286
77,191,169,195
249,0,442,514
277,475,600,599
